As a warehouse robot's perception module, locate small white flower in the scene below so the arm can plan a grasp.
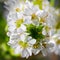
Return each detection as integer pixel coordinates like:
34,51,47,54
4,0,25,12
23,1,41,25
8,31,36,58
51,34,60,55
42,0,50,11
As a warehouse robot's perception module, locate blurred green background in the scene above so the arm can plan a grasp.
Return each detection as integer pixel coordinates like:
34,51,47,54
0,0,60,60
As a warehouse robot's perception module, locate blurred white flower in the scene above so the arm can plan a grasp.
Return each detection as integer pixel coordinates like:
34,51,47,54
51,34,60,55
23,1,41,25
5,0,60,58
8,32,36,58
4,0,26,12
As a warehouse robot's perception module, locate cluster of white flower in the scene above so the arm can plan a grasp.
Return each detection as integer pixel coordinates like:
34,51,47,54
5,0,60,58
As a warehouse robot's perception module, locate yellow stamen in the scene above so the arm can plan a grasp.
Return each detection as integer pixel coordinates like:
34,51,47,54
16,8,20,12
15,19,24,28
40,18,45,23
31,13,37,20
56,40,60,45
18,41,28,48
45,26,51,31
33,43,40,49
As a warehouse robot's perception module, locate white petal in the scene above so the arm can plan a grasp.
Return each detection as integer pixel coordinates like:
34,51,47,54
32,20,39,26
10,34,20,40
14,46,22,54
20,34,26,41
17,27,24,33
27,36,32,41
27,47,32,56
7,32,11,36
42,49,47,56
32,49,40,55
8,40,18,48
24,16,32,24
42,28,47,35
8,26,16,32
21,49,29,58
20,24,26,31
28,39,36,45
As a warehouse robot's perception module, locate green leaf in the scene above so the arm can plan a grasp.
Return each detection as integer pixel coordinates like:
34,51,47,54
26,24,45,42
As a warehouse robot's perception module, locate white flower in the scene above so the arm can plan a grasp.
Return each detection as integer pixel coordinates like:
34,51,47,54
4,0,25,12
8,32,36,58
41,40,55,56
39,10,57,29
51,34,60,55
5,0,60,58
42,0,50,11
40,28,56,56
32,39,55,56
23,1,41,25
7,23,26,36
7,12,25,34
31,28,56,55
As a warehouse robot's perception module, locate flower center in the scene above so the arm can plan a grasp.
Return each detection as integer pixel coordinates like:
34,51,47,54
16,8,20,12
45,26,51,32
31,13,37,20
42,42,47,48
15,19,24,28
18,41,28,48
33,42,40,48
40,18,45,23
